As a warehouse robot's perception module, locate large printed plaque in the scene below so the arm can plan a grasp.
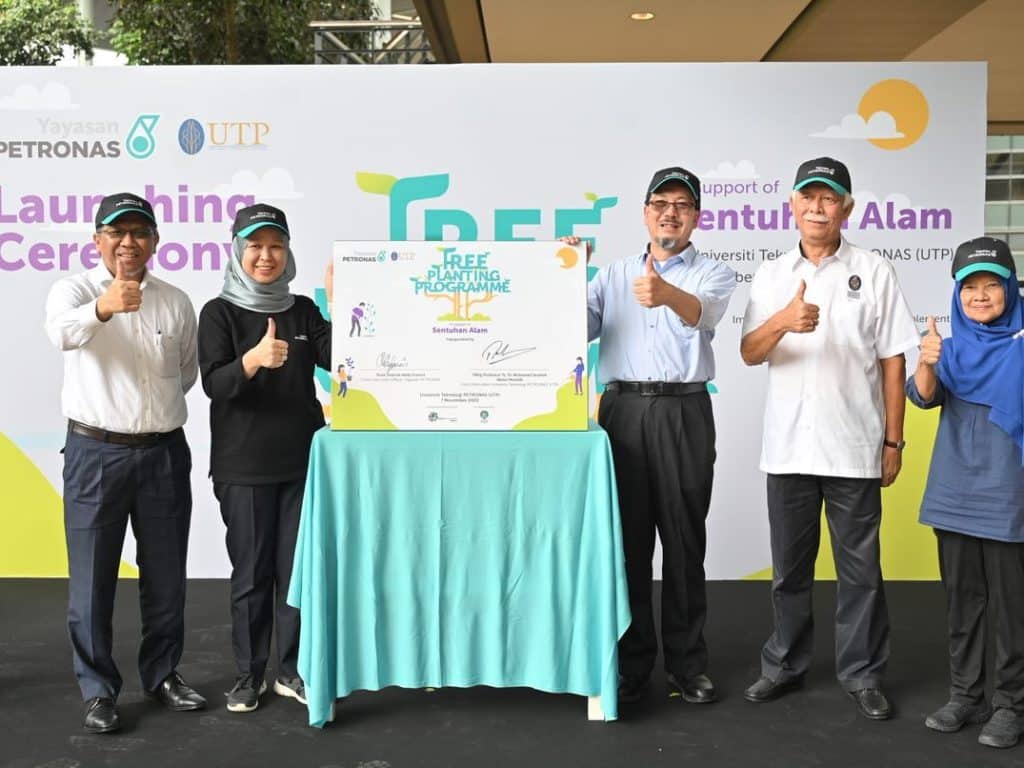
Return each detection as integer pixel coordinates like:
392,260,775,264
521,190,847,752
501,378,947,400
331,241,588,430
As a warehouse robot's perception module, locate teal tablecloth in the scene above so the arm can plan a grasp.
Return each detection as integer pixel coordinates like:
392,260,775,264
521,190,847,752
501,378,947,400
287,423,630,726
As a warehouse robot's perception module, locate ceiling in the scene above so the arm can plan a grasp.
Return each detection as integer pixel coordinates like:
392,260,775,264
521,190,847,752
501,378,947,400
414,0,1023,132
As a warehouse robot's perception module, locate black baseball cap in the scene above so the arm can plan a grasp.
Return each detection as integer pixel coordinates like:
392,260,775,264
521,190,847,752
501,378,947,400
793,157,852,196
232,203,290,239
951,236,1016,281
95,193,157,229
646,167,701,209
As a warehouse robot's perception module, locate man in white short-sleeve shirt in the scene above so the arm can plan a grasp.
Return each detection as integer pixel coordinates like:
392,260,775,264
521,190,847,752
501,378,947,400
45,193,205,735
739,157,919,720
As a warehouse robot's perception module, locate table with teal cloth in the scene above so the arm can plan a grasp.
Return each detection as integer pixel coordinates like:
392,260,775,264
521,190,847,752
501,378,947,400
287,423,631,727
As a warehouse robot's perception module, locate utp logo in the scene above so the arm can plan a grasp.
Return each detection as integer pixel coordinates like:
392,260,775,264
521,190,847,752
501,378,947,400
178,119,204,155
177,119,270,153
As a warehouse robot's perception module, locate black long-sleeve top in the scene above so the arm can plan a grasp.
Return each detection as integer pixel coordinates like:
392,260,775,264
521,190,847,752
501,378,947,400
198,295,331,484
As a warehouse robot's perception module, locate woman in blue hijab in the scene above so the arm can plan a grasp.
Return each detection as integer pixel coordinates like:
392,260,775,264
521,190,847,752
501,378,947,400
907,236,1024,750
198,204,332,714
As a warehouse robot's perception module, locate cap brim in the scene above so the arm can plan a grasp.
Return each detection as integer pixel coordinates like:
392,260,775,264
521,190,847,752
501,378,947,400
954,262,1013,281
236,222,289,239
649,178,700,207
794,177,848,196
101,207,156,226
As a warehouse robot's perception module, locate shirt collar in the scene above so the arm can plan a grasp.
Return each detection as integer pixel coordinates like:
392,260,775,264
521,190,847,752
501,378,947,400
639,242,697,271
789,236,850,271
87,262,151,290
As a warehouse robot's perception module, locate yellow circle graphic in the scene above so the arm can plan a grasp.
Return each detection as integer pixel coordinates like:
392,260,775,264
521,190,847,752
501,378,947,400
556,246,579,269
858,79,929,151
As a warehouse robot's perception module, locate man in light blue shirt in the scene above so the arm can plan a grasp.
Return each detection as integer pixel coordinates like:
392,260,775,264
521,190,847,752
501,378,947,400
585,167,736,708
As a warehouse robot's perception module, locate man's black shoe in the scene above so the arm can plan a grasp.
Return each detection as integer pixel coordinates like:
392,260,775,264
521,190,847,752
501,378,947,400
145,671,207,712
83,697,120,734
849,687,892,720
617,674,650,704
743,675,803,703
667,673,716,704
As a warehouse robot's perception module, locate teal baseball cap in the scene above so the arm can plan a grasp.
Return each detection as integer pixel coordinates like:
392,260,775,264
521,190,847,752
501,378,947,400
793,157,851,196
95,193,157,229
952,236,1015,281
232,203,290,239
646,167,701,209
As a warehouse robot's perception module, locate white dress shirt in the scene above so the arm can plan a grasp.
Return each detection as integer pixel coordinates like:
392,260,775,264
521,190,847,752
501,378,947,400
45,264,198,434
741,238,919,478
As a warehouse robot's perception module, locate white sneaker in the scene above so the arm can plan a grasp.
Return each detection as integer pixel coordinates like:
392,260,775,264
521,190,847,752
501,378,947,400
273,677,307,705
225,674,267,713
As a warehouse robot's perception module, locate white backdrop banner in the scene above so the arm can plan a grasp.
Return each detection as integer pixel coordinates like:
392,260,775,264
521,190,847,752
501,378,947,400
0,63,985,578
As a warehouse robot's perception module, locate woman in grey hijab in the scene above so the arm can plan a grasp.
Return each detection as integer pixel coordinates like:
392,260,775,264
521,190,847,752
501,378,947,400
198,204,332,713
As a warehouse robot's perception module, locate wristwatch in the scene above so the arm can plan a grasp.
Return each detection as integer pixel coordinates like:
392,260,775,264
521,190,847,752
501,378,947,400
883,439,906,451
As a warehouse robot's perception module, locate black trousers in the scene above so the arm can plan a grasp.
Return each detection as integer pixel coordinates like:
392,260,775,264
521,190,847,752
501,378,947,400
761,474,889,691
937,529,1024,712
215,480,303,682
63,428,192,701
598,389,716,679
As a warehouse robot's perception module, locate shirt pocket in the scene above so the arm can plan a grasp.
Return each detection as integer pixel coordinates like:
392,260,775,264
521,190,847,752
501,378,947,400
664,314,698,340
155,332,181,378
828,298,875,350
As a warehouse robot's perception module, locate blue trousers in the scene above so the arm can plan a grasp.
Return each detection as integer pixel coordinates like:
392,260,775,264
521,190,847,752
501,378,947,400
62,428,192,701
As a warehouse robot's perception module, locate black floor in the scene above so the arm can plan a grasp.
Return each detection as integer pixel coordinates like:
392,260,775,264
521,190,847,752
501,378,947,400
0,580,1019,768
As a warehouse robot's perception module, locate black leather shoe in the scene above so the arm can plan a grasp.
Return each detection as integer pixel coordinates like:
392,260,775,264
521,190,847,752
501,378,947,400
146,671,207,712
667,673,716,704
849,688,892,720
743,675,804,703
617,674,650,704
83,697,120,734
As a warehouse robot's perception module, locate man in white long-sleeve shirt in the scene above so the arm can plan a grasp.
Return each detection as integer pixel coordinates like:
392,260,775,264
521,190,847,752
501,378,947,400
44,192,206,734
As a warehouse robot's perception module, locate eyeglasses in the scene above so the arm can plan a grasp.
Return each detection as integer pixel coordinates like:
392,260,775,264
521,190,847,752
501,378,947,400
100,226,155,241
647,200,696,213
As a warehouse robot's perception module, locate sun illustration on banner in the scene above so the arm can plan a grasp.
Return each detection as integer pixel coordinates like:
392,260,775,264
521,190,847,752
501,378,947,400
556,246,578,269
811,79,929,152
858,79,929,150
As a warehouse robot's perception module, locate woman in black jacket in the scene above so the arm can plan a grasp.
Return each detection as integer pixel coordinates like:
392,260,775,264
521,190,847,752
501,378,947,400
198,203,331,713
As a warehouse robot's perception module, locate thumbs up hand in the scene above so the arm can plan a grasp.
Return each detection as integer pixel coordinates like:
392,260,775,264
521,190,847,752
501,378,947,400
325,260,335,306
96,258,142,321
247,317,289,371
919,316,942,366
781,279,820,333
632,253,667,307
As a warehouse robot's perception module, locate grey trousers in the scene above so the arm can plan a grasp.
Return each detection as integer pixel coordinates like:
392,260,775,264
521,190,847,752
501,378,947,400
760,474,889,691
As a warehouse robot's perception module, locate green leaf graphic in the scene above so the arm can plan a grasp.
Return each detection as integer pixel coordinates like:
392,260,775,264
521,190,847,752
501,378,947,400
355,172,398,195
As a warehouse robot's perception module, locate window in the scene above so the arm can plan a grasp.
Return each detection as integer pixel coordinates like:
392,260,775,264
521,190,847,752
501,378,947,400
984,135,1024,282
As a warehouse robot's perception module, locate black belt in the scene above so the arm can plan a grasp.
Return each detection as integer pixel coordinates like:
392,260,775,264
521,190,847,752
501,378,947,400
605,381,707,396
68,420,179,448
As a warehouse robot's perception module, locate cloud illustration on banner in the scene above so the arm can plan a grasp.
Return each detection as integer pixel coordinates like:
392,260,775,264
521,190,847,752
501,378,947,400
702,160,760,179
811,79,929,151
211,168,304,199
0,82,78,110
812,112,904,140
